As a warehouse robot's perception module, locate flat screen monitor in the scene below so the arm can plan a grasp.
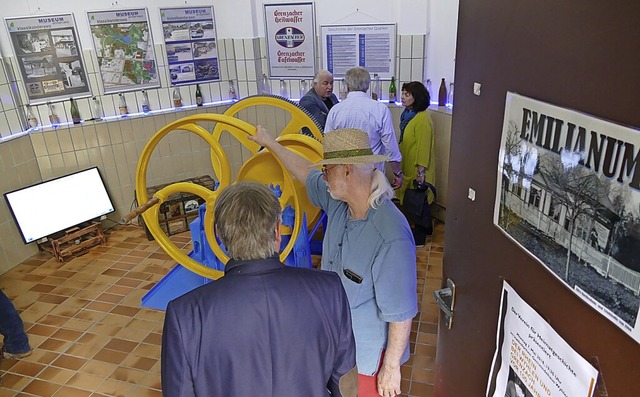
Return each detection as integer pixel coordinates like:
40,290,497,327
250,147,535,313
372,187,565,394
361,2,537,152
4,167,115,244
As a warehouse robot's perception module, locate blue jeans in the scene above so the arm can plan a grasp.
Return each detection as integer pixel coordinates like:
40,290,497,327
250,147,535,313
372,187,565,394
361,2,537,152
0,289,30,354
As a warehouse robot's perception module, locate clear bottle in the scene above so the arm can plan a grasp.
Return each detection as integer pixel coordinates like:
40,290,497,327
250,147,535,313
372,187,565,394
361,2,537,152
228,80,238,101
299,79,308,99
425,79,432,102
279,79,288,99
447,82,454,108
388,76,397,103
69,98,81,124
195,84,203,106
371,73,380,100
261,73,271,95
26,105,39,128
141,90,150,113
47,102,60,127
173,87,182,108
438,78,447,107
92,97,103,120
118,93,128,116
339,79,347,100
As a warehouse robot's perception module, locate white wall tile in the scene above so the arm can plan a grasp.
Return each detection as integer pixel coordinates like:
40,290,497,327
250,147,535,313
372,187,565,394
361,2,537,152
234,39,245,60
399,59,412,82
412,35,425,59
244,38,255,59
411,59,425,81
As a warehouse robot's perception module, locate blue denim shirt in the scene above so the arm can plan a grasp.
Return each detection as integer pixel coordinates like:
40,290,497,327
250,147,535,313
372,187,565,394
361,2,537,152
306,170,418,375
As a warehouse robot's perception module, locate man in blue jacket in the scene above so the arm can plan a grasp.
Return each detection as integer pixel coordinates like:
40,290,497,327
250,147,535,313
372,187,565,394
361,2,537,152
300,69,339,130
161,182,357,397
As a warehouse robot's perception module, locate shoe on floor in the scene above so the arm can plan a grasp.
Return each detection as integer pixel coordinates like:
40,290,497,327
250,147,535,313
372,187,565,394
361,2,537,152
1,347,32,360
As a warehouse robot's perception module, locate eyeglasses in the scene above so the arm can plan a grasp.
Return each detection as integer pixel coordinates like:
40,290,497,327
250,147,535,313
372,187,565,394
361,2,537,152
321,164,340,176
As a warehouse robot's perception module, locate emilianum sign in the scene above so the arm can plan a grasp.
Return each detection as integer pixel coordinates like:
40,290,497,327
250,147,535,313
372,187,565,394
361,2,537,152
494,92,640,344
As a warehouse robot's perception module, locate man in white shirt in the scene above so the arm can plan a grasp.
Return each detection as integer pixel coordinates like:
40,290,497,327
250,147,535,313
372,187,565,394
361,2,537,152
325,67,403,189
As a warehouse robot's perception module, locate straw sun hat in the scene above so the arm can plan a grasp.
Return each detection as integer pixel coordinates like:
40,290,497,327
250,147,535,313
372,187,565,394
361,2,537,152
310,128,389,167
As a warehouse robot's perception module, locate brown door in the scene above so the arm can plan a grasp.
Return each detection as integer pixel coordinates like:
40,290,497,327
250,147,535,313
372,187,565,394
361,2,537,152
434,1,640,395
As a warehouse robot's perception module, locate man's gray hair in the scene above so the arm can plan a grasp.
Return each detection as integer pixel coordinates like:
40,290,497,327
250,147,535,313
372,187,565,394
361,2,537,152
313,69,333,85
214,182,281,260
344,67,370,92
351,164,395,209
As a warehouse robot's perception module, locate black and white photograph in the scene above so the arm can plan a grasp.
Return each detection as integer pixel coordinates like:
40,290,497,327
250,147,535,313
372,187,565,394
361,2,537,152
163,22,190,42
58,60,86,88
51,29,78,57
192,41,217,59
166,43,193,62
22,55,57,78
14,32,53,54
504,367,533,397
494,93,640,343
189,22,215,40
169,62,195,83
194,59,219,80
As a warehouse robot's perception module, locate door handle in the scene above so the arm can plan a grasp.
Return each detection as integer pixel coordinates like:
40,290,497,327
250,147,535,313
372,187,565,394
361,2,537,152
433,278,456,329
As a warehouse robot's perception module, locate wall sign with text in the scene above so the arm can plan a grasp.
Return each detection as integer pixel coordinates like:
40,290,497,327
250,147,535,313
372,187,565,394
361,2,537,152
160,6,220,86
320,23,396,79
4,14,92,104
87,8,161,94
264,2,316,78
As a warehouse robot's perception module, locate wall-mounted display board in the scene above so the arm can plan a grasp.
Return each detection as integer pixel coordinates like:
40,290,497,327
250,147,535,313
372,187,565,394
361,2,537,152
4,14,92,105
87,8,160,94
495,92,640,344
264,2,316,78
159,6,220,85
320,23,396,79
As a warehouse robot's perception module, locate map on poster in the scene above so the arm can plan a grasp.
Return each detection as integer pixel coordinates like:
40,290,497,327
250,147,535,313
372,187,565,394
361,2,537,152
87,8,160,94
160,6,220,85
4,14,92,104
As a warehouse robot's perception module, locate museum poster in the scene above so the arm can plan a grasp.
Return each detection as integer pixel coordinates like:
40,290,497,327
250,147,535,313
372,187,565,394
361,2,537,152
160,6,220,85
87,8,160,94
320,23,396,79
264,2,316,78
4,14,92,104
486,281,598,397
494,92,640,344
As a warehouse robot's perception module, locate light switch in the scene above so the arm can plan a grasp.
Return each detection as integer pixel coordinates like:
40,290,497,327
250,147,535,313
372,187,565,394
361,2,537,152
473,82,481,96
468,188,476,201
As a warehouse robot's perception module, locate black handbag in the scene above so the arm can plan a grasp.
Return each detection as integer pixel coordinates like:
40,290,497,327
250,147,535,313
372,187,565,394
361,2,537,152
403,180,437,233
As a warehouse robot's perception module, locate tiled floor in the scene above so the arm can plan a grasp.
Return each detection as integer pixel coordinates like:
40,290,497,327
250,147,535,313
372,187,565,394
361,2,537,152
0,222,443,396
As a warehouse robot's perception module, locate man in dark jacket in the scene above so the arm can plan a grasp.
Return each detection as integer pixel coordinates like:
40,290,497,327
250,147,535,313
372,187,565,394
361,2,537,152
300,69,339,129
161,181,357,397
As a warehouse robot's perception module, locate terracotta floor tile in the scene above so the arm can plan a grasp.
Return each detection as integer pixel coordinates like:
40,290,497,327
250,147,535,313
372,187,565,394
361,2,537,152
64,372,105,391
34,338,71,354
79,360,118,378
52,385,93,397
52,354,87,371
95,378,137,396
103,338,139,353
92,349,128,365
38,365,77,384
7,360,46,377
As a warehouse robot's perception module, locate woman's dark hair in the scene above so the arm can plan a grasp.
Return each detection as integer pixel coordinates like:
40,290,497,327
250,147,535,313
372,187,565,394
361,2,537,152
401,81,430,112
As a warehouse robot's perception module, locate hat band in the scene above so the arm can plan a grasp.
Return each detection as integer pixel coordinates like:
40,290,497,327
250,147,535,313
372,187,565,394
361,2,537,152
324,148,374,160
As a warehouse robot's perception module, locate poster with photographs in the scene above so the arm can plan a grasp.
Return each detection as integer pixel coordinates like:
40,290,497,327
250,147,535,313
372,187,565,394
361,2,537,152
486,281,598,397
87,8,160,94
4,14,91,104
160,6,220,85
264,2,316,78
494,92,640,344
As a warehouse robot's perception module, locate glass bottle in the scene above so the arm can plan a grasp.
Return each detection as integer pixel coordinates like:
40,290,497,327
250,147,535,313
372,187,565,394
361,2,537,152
438,78,447,107
425,79,432,103
261,73,271,95
299,79,308,99
195,84,203,106
26,105,39,128
118,93,128,116
447,82,454,108
339,79,347,100
92,97,103,120
173,87,182,108
141,90,150,113
47,102,60,127
279,79,288,99
229,80,238,101
371,73,380,100
389,76,397,103
69,98,81,124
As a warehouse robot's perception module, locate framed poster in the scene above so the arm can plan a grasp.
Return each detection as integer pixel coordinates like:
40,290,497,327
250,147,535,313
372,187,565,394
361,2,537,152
160,6,220,86
4,14,92,104
320,23,396,79
87,8,160,94
264,2,316,78
495,92,640,344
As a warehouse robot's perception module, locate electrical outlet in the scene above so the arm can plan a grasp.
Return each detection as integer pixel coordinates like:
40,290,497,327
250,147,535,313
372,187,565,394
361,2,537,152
468,188,476,201
473,82,481,96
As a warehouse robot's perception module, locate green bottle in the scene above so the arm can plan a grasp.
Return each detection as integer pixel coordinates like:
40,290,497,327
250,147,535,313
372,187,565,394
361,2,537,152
389,76,397,103
70,98,81,124
195,84,203,106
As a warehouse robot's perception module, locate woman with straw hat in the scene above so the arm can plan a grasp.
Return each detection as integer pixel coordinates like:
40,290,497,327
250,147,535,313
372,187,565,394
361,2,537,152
250,126,418,397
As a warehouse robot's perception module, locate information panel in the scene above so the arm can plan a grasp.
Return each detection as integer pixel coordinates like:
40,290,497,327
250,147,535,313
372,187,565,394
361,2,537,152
264,2,316,78
87,8,160,94
321,23,396,79
160,6,220,86
4,14,92,104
